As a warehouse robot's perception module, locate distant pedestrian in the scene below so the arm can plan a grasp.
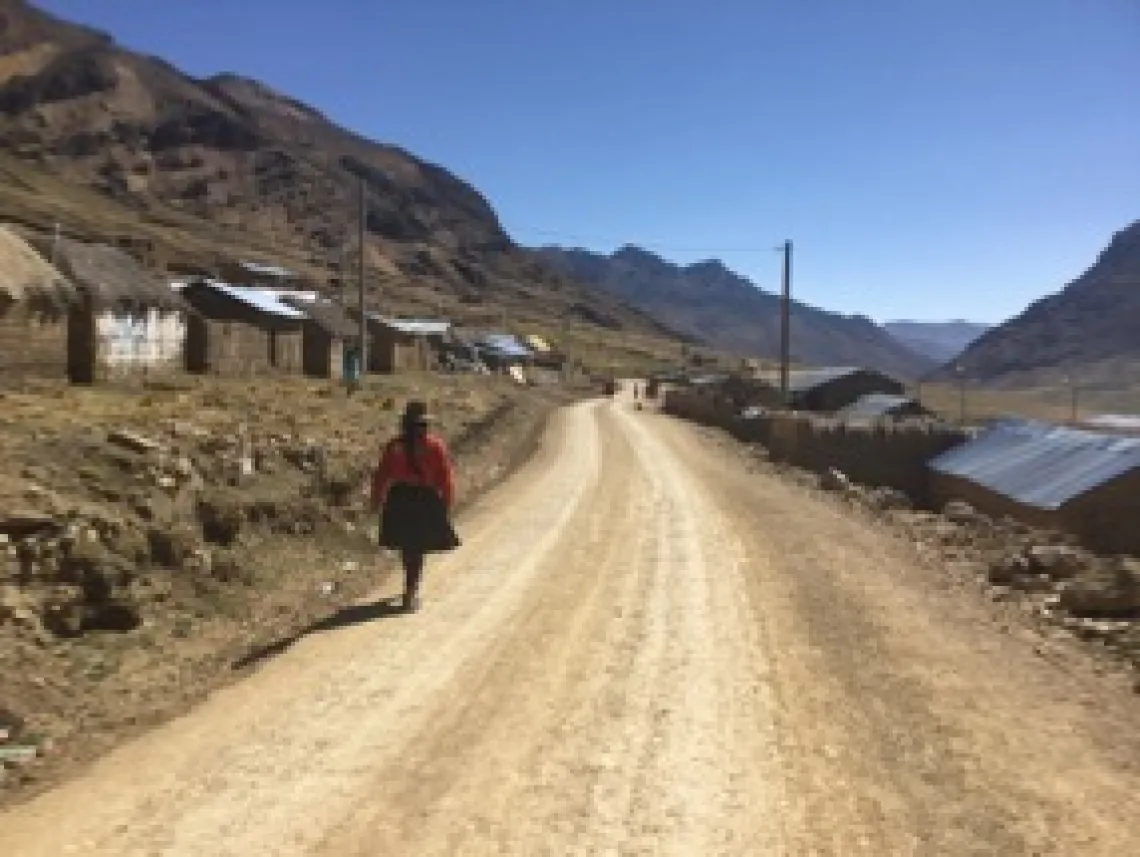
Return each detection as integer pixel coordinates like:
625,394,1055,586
370,401,460,613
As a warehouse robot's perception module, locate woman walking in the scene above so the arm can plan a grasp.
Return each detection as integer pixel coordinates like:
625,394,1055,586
370,401,460,613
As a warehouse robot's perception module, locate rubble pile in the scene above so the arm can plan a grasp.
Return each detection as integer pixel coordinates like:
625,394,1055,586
816,467,1140,668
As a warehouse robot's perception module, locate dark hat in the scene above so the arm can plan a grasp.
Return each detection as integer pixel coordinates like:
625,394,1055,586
401,399,433,426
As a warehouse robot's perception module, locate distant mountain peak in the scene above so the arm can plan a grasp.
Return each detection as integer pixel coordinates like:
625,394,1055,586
537,246,933,379
933,219,1140,385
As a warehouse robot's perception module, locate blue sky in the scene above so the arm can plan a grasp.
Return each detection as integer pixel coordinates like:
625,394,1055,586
37,0,1140,324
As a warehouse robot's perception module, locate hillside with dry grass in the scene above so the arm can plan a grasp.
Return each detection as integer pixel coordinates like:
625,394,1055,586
936,219,1140,388
0,0,683,351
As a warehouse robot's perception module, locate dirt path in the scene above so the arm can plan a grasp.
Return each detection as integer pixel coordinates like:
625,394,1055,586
5,398,1140,855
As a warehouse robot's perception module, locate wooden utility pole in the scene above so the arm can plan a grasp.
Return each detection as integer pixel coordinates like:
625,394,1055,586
779,239,793,403
357,177,368,374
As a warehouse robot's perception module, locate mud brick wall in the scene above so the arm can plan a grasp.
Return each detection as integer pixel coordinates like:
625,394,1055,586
931,469,1140,558
756,415,970,502
662,388,738,430
664,388,969,503
0,305,69,380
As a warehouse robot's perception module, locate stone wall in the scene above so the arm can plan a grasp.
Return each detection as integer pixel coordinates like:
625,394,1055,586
664,387,968,503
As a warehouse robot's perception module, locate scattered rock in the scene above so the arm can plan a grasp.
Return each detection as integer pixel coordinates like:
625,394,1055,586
1059,558,1140,618
865,487,911,511
196,491,244,546
988,554,1030,586
107,428,162,455
820,468,851,492
208,549,244,584
81,601,141,633
0,511,60,540
943,500,984,526
147,523,201,569
1027,545,1089,580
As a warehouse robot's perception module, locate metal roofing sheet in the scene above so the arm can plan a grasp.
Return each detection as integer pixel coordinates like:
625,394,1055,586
210,283,307,319
478,333,531,357
238,260,296,278
370,315,452,336
1083,414,1140,432
928,418,1140,510
787,366,862,393
839,393,916,418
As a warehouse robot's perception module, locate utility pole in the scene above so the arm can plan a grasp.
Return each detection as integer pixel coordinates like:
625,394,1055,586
779,239,793,404
956,364,966,425
357,176,368,375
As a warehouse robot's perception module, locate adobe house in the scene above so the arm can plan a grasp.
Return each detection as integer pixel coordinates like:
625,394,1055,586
280,296,358,380
929,419,1140,557
474,332,533,371
180,280,305,376
0,226,76,381
360,314,449,373
49,238,189,384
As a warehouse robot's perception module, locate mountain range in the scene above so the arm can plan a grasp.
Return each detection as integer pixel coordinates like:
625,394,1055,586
536,246,935,379
0,0,1134,387
881,320,991,364
0,0,675,338
936,219,1140,387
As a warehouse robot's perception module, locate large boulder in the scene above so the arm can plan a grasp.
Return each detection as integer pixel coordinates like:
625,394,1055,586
196,491,244,546
1026,545,1089,580
1059,558,1140,618
943,500,985,526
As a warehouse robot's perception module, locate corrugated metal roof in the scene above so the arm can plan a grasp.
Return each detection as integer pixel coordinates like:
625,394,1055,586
238,260,296,278
1082,414,1140,432
208,283,307,319
787,366,862,393
839,393,918,418
478,333,531,357
370,315,451,336
929,418,1140,510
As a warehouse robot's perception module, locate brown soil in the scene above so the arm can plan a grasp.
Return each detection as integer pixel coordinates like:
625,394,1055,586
0,373,574,805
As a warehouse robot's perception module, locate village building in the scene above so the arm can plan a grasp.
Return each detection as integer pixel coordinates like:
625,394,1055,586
475,333,533,370
361,314,451,373
0,226,75,381
929,419,1140,557
280,296,358,380
180,280,305,376
783,367,906,412
838,392,933,422
50,238,188,383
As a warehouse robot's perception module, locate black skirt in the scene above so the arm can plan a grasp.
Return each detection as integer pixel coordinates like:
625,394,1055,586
379,482,461,553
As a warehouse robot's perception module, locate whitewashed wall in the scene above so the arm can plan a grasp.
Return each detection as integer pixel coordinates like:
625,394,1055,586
95,308,186,375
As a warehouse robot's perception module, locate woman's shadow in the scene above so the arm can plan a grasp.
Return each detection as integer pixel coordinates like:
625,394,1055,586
231,597,406,672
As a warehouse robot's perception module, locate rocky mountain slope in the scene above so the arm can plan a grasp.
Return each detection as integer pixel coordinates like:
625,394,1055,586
883,320,990,363
0,0,675,339
937,220,1140,386
536,245,934,379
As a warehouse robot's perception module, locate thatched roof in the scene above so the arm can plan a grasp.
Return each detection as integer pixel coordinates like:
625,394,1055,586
0,226,75,306
51,238,186,311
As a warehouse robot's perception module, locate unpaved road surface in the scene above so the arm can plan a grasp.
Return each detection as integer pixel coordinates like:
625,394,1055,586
6,398,1140,855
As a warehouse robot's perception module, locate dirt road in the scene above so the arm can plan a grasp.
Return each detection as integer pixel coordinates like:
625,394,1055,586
5,397,1140,855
